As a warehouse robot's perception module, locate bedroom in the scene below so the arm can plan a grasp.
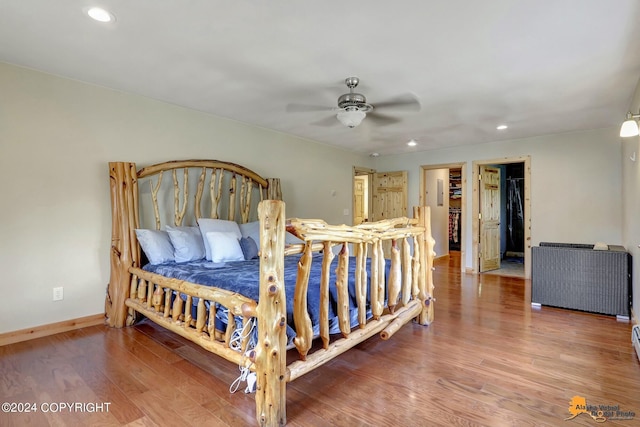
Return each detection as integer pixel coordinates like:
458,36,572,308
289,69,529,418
1,1,640,426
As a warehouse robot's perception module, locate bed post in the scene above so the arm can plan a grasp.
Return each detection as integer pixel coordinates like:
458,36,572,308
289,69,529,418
265,178,282,200
105,162,140,328
416,206,436,325
255,199,287,427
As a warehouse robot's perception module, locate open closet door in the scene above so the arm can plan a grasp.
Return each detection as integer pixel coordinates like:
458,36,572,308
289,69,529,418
372,171,408,221
479,165,501,272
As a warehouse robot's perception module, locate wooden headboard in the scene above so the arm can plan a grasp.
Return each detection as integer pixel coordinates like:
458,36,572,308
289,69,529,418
136,159,280,229
106,159,281,328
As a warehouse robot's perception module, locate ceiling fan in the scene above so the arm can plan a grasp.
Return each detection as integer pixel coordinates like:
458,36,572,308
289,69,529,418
286,77,421,128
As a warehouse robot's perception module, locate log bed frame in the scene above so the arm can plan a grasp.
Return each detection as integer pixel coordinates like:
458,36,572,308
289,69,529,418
105,159,435,427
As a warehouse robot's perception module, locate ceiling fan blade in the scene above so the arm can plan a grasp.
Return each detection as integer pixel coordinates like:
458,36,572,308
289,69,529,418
367,111,402,126
285,103,334,113
374,93,421,112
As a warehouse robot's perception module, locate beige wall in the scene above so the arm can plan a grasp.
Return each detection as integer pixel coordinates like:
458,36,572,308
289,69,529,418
0,62,372,333
621,78,640,319
374,127,624,271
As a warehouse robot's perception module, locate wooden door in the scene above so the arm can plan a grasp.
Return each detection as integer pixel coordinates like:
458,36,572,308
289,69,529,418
372,171,407,258
479,166,501,272
353,177,365,225
372,171,407,221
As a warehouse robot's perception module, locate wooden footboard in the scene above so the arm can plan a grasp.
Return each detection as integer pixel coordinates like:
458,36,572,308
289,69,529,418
284,206,435,361
126,267,258,366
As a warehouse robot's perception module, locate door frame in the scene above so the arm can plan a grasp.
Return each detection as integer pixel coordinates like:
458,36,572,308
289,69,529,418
472,156,531,278
420,162,466,274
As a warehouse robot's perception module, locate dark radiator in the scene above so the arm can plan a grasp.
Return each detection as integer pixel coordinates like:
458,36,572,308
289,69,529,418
531,243,631,317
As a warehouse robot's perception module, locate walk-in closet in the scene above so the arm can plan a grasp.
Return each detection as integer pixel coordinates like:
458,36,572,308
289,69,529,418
448,168,462,251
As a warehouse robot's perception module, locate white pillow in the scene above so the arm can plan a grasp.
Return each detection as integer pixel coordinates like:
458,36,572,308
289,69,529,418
135,229,174,265
205,231,245,263
166,226,205,263
197,219,242,261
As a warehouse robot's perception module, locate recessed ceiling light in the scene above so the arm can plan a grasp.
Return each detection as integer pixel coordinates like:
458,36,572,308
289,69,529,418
407,139,418,147
86,7,115,23
496,124,508,130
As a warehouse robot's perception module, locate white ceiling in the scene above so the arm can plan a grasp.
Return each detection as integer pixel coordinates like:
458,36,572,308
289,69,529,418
2,1,640,156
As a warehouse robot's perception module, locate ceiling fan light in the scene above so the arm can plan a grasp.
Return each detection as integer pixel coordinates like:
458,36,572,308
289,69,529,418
86,7,115,23
620,118,639,137
337,109,366,128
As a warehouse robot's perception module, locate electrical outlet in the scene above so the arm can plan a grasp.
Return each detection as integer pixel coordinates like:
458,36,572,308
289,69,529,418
53,287,64,301
343,208,349,216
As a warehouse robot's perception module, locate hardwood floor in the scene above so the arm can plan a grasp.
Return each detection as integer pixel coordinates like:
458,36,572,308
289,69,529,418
1,253,638,426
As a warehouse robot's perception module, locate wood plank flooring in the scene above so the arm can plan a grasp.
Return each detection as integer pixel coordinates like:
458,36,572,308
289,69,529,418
1,253,638,426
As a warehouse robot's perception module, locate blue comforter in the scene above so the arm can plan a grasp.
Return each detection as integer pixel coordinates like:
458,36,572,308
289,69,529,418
144,253,381,337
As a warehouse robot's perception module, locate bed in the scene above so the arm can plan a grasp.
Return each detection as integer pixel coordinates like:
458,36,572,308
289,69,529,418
105,159,436,426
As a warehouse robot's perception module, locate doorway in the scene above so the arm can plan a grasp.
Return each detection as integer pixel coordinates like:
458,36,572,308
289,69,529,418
353,174,369,225
420,163,466,274
472,156,531,279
